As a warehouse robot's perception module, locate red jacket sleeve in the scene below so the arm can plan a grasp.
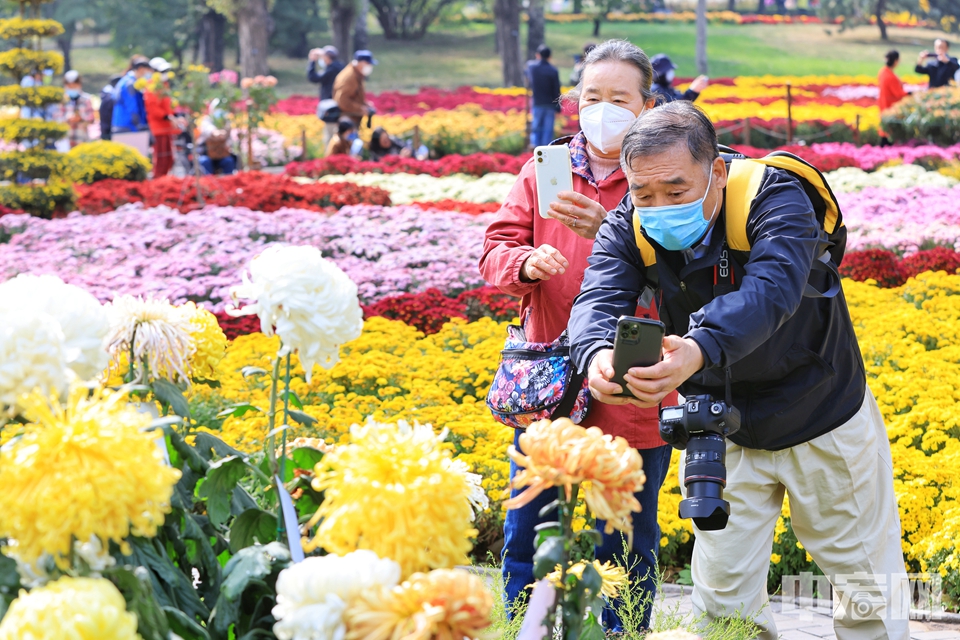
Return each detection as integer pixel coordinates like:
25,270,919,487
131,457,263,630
479,160,540,298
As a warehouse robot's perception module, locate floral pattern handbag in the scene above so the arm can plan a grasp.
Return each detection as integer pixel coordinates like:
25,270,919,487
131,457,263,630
485,323,591,428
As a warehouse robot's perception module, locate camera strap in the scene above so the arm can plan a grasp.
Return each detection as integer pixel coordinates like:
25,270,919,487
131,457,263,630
713,244,737,298
724,366,733,408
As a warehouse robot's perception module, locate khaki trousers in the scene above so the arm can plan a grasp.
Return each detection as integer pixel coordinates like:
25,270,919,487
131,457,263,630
681,389,910,640
322,121,338,154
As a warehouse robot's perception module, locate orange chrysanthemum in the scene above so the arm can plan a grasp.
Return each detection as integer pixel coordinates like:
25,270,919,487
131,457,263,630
345,569,494,640
504,418,646,535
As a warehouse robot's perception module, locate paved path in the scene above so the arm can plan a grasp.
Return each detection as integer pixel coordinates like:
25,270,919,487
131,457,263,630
654,584,960,639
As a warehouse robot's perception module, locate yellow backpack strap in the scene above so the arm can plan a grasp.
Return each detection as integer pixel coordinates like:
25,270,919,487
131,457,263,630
632,210,657,267
754,154,843,235
724,158,768,251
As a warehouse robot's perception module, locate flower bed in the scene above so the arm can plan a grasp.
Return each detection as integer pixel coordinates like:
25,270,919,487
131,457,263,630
838,186,960,254
314,172,517,204
841,247,960,286
0,204,493,310
284,152,530,178
827,164,958,192
75,172,391,214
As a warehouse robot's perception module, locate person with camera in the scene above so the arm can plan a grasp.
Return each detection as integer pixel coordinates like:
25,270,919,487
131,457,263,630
915,38,960,89
568,100,910,640
307,45,344,149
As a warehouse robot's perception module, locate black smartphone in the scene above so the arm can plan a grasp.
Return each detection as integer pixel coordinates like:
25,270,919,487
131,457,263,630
611,316,665,397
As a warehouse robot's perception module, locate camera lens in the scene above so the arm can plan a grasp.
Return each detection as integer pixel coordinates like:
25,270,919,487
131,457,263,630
679,433,731,531
620,330,629,339
537,157,543,163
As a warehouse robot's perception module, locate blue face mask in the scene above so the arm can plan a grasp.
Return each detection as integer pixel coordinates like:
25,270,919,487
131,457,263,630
636,168,717,251
66,89,80,99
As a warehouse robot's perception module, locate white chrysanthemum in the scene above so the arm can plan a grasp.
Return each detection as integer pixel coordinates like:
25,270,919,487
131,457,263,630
272,550,400,640
0,312,68,410
0,275,109,382
273,597,347,640
445,458,491,518
229,245,363,382
105,295,194,383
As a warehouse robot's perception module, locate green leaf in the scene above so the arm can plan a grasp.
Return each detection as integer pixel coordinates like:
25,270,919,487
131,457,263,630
287,409,317,426
241,366,268,377
163,606,212,640
194,432,248,461
193,377,222,388
579,561,603,596
230,509,278,554
212,543,291,637
575,528,604,547
534,522,561,548
290,446,324,471
151,379,191,418
279,389,303,410
533,535,565,580
198,456,249,527
106,566,170,640
125,537,210,621
216,402,262,419
579,612,605,640
0,553,21,622
538,499,560,518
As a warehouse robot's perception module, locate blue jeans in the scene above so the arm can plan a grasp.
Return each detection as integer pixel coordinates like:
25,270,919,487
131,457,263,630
200,155,236,175
502,429,672,630
531,106,557,149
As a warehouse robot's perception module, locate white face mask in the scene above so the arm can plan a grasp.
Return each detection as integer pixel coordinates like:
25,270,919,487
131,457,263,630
360,65,373,77
666,69,675,83
579,102,644,154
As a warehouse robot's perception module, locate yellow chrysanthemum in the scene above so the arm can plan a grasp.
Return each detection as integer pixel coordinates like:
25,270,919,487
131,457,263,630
179,302,227,380
0,576,141,640
345,569,494,640
505,418,646,535
0,386,181,565
304,420,477,578
543,560,629,599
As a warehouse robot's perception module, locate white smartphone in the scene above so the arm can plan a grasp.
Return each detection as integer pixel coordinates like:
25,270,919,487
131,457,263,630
534,145,573,219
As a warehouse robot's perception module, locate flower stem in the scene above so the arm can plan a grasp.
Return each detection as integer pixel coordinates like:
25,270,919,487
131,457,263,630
265,354,281,473
277,353,292,540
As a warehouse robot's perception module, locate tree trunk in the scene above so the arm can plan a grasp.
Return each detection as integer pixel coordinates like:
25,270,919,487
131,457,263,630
329,0,356,63
573,0,583,12
56,23,74,72
199,10,227,72
494,0,523,86
875,0,888,40
353,0,369,51
527,0,545,61
238,0,271,78
756,0,764,14
727,0,735,11
695,0,708,75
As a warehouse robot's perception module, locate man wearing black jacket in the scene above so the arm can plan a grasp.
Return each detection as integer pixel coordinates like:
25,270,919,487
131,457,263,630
568,101,909,640
915,39,960,89
526,44,561,148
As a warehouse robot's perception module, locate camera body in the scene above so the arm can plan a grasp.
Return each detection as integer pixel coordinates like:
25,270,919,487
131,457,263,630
659,395,741,531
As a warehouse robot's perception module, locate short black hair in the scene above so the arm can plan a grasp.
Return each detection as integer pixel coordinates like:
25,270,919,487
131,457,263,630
338,119,356,135
885,50,900,67
621,101,718,170
537,44,551,59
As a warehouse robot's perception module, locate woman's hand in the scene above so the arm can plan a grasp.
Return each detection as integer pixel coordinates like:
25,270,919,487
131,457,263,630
546,191,608,240
520,244,569,282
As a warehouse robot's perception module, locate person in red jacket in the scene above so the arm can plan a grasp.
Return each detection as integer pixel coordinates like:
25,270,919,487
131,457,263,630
479,39,676,632
878,50,909,147
143,57,182,177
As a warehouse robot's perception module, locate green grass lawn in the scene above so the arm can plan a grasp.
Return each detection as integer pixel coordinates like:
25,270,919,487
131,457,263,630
66,20,948,96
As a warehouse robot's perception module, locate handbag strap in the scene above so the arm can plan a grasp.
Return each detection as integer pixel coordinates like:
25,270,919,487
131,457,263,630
550,368,585,419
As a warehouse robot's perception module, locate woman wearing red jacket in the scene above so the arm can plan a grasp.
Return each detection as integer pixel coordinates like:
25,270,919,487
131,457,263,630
878,50,909,147
143,58,181,177
479,39,676,631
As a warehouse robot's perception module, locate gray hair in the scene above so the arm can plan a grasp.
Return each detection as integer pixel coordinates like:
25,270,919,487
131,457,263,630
620,101,719,171
564,39,655,106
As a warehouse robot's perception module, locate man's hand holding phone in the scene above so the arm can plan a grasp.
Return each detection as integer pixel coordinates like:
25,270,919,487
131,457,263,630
588,336,706,408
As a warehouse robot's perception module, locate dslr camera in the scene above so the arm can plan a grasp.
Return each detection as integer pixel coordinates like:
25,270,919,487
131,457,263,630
659,395,741,531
